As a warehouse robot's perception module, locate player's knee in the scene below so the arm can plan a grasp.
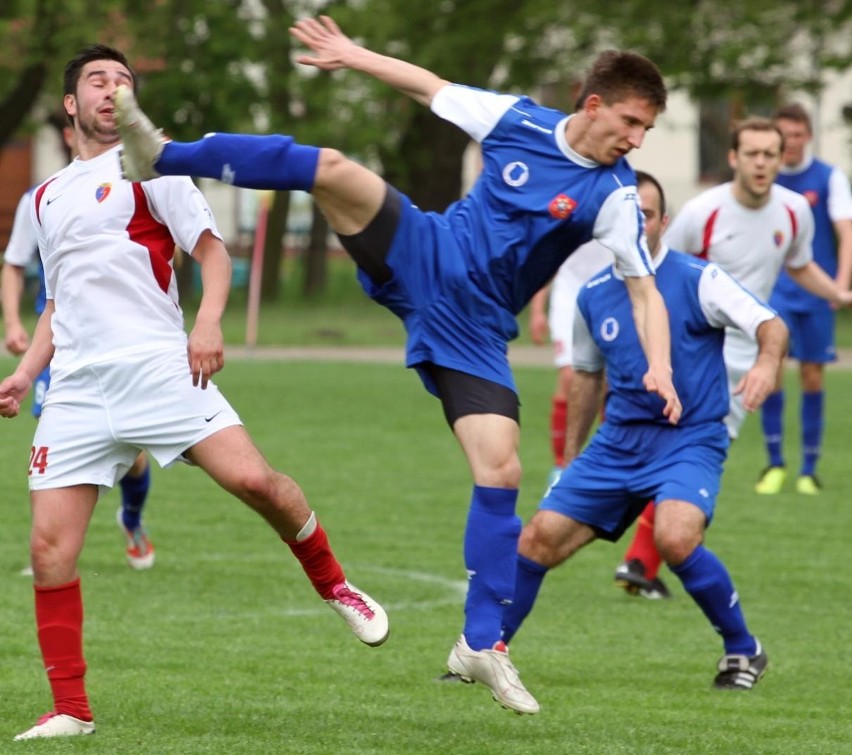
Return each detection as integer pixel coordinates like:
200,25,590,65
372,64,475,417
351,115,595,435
231,465,277,504
518,522,550,563
236,467,306,512
29,530,75,581
500,453,522,486
314,148,350,185
517,515,565,567
484,456,521,489
655,529,700,566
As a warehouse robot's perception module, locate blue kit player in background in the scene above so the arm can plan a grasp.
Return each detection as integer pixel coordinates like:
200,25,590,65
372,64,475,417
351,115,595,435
113,15,681,714
758,103,852,495
501,172,788,691
1,141,155,570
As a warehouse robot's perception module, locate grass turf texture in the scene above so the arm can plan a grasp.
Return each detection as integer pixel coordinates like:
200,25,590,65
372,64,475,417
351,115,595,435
1,355,851,754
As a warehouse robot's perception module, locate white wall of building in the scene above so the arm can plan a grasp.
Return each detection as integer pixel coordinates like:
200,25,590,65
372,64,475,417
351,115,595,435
632,74,852,213
629,88,700,214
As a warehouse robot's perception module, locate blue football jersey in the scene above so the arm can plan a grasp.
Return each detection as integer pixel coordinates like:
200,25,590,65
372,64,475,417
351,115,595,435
574,248,775,426
434,86,654,315
772,159,836,311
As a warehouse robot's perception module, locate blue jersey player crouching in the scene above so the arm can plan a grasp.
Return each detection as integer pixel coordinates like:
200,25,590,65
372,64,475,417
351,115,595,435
501,172,787,691
112,16,683,714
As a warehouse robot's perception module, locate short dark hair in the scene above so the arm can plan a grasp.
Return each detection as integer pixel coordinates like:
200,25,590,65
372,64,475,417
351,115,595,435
773,103,812,133
635,170,666,218
575,50,667,113
63,44,135,124
730,116,784,152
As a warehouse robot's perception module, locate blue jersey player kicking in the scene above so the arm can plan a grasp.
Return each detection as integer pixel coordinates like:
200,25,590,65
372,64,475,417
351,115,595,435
113,16,682,714
501,172,787,692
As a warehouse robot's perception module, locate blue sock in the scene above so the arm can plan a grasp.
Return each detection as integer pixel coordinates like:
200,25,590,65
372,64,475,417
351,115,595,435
157,134,320,191
670,545,756,656
501,555,548,644
462,486,521,651
800,391,823,476
761,391,785,468
120,463,151,531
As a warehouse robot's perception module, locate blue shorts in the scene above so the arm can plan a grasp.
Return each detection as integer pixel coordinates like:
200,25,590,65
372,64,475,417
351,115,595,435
769,298,836,364
32,365,51,419
540,422,729,541
356,192,517,398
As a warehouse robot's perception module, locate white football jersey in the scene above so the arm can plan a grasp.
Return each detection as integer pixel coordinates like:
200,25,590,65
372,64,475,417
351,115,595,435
32,145,222,377
664,182,814,302
4,190,38,266
548,241,613,367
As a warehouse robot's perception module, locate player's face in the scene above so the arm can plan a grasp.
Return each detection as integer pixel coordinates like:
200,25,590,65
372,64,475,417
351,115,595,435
729,129,783,204
775,118,810,167
64,60,133,148
588,95,658,165
637,181,668,257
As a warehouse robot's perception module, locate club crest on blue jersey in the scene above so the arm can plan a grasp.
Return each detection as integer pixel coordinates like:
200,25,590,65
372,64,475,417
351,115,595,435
600,316,619,342
502,161,529,187
802,189,819,207
548,193,577,220
95,183,112,203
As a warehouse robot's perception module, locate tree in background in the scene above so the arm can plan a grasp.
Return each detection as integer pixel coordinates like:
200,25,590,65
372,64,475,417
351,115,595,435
3,1,852,299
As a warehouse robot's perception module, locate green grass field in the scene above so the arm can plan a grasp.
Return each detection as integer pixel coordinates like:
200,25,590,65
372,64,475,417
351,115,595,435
1,353,851,754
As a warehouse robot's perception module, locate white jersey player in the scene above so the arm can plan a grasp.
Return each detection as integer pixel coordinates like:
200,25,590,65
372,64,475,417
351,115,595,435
1,44,387,742
663,118,849,437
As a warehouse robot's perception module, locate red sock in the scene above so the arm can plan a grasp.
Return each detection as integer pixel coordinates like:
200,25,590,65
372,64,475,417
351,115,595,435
551,397,568,467
286,522,346,600
623,502,663,579
34,579,92,722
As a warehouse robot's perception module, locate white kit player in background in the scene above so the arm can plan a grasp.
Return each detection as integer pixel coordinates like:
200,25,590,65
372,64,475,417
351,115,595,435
664,117,852,440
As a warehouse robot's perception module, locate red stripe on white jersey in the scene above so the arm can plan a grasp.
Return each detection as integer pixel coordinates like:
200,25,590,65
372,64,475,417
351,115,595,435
785,205,797,241
127,183,176,293
33,178,59,227
700,207,720,259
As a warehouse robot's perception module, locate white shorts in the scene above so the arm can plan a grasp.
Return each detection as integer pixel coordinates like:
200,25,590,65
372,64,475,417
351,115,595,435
723,329,758,440
549,243,613,368
29,347,242,492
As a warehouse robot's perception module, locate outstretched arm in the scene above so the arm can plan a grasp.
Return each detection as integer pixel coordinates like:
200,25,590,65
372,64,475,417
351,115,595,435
785,260,852,307
528,285,551,345
832,217,852,292
290,16,449,107
0,300,55,418
1,263,30,355
734,316,788,412
623,275,681,425
188,231,229,389
564,369,604,464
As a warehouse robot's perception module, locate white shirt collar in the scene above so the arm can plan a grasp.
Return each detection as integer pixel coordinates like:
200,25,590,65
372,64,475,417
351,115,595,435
555,115,601,168
611,243,669,279
779,153,814,175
